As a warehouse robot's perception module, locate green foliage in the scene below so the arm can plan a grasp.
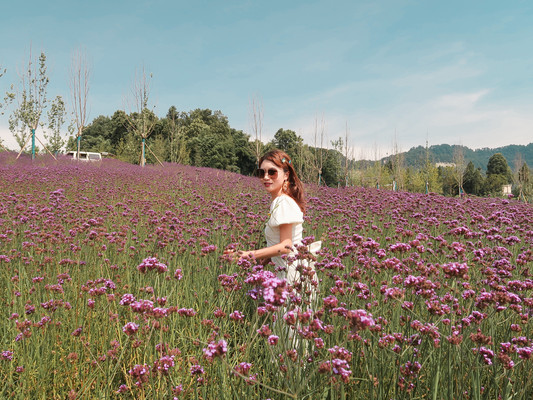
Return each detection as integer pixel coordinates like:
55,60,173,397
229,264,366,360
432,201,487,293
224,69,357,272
321,149,342,186
116,130,141,164
44,95,67,153
69,115,113,153
368,162,383,188
486,153,512,181
178,109,250,172
463,161,484,196
8,51,49,151
58,102,531,201
405,166,442,194
109,110,129,148
123,68,157,167
191,130,236,170
513,162,532,202
272,128,301,157
406,145,443,194
438,166,458,196
231,129,256,175
0,66,6,150
482,174,508,197
145,134,168,164
182,110,234,169
480,153,513,197
164,106,189,164
517,162,529,185
405,167,426,193
1,65,15,116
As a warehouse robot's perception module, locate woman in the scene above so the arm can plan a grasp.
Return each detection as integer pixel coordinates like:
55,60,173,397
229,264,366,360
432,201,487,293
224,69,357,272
229,149,320,287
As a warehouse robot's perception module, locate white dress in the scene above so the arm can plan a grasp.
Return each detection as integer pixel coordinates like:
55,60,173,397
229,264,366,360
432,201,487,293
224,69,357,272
264,195,320,286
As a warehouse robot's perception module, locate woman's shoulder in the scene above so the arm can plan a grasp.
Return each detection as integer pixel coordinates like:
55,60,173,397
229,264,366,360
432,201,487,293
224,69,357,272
272,194,298,207
271,195,303,216
268,195,304,226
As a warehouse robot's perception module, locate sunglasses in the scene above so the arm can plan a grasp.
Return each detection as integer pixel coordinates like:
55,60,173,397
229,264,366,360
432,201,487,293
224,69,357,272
257,168,279,179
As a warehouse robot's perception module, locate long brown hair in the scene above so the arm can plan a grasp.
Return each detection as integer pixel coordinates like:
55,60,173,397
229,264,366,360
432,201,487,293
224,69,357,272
259,149,306,213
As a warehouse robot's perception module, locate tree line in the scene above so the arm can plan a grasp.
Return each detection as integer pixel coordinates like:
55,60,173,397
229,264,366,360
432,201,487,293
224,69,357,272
69,107,532,202
63,106,347,186
0,51,531,202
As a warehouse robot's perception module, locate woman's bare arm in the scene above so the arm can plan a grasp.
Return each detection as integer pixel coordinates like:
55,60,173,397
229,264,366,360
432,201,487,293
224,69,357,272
235,223,293,260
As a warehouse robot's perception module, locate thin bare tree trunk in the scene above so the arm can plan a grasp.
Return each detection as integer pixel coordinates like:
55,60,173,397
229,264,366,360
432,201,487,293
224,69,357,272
249,95,263,168
124,66,157,167
453,145,466,196
70,48,90,160
312,114,328,185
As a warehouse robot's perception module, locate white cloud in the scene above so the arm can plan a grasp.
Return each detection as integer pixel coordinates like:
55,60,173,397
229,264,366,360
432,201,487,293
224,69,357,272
0,125,18,151
274,86,533,161
432,89,490,110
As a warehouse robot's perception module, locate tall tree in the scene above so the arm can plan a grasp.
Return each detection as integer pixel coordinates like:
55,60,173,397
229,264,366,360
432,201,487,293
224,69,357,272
67,115,113,153
321,148,343,186
45,95,67,153
273,128,301,157
463,161,484,196
514,154,530,203
0,66,11,151
487,153,512,180
249,95,263,168
483,153,512,196
452,145,467,195
310,115,328,185
438,166,457,196
330,137,344,187
69,48,91,159
124,66,157,167
421,153,443,195
166,106,188,164
180,109,239,170
341,123,354,187
231,128,256,175
295,139,314,183
1,65,14,117
9,50,49,159
390,135,405,191
0,66,5,106
421,139,431,193
518,163,531,203
109,110,129,149
369,142,384,189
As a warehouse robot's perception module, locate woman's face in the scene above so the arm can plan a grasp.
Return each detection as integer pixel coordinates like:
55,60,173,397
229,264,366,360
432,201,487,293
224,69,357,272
259,159,288,199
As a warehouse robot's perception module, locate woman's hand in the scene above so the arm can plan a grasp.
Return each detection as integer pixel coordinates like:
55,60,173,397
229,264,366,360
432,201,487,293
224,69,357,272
223,249,254,262
238,251,254,260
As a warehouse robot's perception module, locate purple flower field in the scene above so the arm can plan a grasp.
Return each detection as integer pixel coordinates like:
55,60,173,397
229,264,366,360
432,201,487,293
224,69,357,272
0,153,532,399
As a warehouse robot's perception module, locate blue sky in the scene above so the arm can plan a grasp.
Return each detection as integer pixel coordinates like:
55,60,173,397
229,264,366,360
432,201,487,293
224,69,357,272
1,0,532,158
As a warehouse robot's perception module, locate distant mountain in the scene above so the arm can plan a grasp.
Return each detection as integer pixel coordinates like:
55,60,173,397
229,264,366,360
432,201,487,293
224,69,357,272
395,143,533,171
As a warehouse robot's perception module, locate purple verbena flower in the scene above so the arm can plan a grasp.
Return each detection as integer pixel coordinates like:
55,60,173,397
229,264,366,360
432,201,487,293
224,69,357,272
137,257,168,273
202,340,228,361
122,322,139,336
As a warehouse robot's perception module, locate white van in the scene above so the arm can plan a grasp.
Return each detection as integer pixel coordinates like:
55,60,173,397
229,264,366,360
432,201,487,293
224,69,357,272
66,151,102,162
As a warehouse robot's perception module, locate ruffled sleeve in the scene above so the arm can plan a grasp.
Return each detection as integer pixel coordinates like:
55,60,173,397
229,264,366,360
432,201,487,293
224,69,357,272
269,195,304,227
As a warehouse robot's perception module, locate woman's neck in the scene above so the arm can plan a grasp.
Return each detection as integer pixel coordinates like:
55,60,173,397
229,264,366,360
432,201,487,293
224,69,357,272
271,191,285,200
